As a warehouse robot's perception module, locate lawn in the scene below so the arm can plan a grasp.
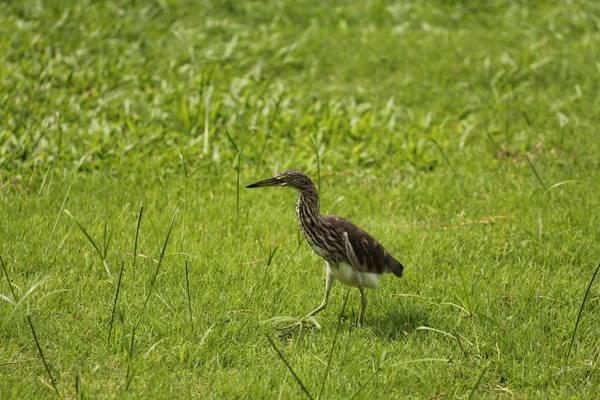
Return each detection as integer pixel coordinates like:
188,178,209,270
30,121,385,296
1,0,600,398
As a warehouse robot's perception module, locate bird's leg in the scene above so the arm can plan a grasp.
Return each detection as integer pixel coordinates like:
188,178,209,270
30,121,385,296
354,274,367,327
307,265,335,317
277,265,335,337
358,285,367,327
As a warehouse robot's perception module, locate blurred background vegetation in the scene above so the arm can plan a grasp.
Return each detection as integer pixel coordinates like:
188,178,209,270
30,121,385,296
2,0,598,182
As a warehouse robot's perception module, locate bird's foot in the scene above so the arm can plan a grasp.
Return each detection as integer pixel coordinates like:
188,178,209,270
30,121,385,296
276,318,318,339
276,321,303,338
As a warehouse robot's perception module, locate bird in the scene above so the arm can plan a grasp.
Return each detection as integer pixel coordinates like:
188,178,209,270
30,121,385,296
246,169,404,326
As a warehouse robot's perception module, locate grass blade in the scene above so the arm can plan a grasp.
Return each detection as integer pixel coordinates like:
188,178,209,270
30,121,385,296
467,362,490,400
390,358,451,367
225,131,241,225
265,334,314,400
180,152,188,242
277,321,303,400
26,315,61,397
64,209,108,275
179,151,189,178
349,347,391,400
524,154,550,200
225,130,254,228
38,167,51,197
127,208,178,389
43,185,71,261
103,215,115,260
203,85,213,155
224,130,239,153
185,260,193,333
132,205,144,278
43,111,63,197
318,289,350,399
0,255,18,304
107,261,125,345
308,135,322,195
566,263,600,363
133,208,178,321
484,127,498,149
431,139,460,180
348,370,379,400
417,326,468,356
416,326,457,339
546,180,600,195
1,255,60,397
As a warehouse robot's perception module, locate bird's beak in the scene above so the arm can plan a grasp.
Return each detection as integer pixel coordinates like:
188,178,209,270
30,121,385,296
246,177,280,188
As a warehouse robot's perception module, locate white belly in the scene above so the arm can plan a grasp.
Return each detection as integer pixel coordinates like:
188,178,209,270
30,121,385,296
328,263,379,289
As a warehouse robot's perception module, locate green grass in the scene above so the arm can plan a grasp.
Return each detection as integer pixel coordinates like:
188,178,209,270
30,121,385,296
1,0,600,398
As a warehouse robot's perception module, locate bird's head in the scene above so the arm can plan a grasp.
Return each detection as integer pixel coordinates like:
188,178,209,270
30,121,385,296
246,169,315,191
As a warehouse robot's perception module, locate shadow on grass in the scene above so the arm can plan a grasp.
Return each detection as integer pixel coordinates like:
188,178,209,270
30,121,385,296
367,307,429,341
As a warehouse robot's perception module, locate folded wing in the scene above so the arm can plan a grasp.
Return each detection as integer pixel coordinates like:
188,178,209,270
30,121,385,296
323,215,403,277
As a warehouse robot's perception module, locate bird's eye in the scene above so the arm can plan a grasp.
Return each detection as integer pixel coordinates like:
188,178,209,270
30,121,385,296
284,176,292,181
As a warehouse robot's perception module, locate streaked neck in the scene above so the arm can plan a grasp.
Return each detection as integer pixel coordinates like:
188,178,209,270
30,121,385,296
295,185,321,224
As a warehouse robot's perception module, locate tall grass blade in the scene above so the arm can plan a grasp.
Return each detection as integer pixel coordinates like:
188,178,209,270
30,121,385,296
103,215,108,257
467,362,490,400
185,260,193,333
504,102,510,144
125,353,144,390
64,209,110,275
132,205,144,277
127,208,178,389
524,154,550,199
416,326,457,339
225,131,241,225
180,151,189,178
566,263,600,363
417,325,468,356
546,180,600,194
180,152,188,241
431,139,459,179
43,185,71,261
318,289,350,399
281,244,301,272
225,130,254,227
277,323,303,400
38,167,51,197
45,112,63,197
26,315,61,397
349,349,390,400
108,261,125,345
454,331,469,357
75,375,81,398
265,334,314,400
103,217,114,260
133,207,178,320
308,135,322,195
224,130,240,153
484,128,498,149
203,85,213,155
348,370,378,400
1,255,18,305
390,358,451,367
55,111,63,162
1,256,60,397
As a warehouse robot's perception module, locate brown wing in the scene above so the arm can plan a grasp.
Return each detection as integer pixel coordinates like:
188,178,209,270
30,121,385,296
323,215,403,277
